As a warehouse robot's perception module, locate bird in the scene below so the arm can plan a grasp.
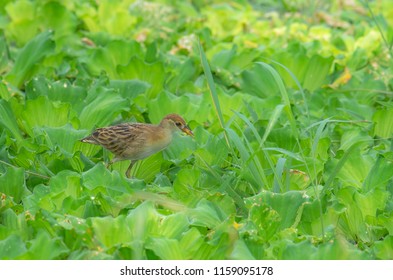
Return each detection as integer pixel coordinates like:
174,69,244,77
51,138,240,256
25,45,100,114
80,114,193,178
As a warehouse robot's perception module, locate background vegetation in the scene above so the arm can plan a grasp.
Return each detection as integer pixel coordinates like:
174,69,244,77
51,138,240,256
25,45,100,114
0,0,393,259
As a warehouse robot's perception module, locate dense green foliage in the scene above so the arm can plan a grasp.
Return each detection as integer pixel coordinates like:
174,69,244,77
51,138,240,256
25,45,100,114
0,0,393,259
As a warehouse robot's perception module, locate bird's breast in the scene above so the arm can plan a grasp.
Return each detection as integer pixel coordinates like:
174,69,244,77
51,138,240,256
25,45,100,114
122,129,173,160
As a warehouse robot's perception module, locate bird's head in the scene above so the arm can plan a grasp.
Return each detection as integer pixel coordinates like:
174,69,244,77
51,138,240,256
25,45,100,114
161,114,194,136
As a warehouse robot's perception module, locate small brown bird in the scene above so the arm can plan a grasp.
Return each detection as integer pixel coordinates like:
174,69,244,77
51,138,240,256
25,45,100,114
81,114,193,178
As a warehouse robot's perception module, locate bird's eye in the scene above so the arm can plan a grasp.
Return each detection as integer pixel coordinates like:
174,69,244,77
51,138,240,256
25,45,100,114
175,122,182,127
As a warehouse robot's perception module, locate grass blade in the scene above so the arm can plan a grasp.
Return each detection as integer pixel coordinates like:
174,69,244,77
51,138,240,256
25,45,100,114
267,59,309,119
261,104,284,145
263,147,304,162
273,157,286,193
197,39,230,147
256,62,298,138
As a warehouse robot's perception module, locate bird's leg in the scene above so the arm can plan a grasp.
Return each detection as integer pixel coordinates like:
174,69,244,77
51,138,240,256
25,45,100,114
125,161,135,178
105,160,113,170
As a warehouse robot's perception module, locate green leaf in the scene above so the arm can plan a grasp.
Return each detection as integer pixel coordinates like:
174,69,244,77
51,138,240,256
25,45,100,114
109,79,150,100
82,164,132,195
240,62,280,98
129,152,163,182
0,33,10,74
0,81,11,100
373,108,393,138
374,236,393,259
211,45,237,69
339,129,373,151
336,187,369,242
5,30,55,88
146,238,184,260
316,237,368,260
0,99,23,142
39,2,77,38
159,213,189,239
21,96,71,134
229,239,255,260
90,215,132,249
179,228,210,259
363,156,393,192
173,168,201,197
355,189,389,218
79,88,128,129
117,57,165,99
147,91,210,125
125,201,161,242
379,214,393,236
0,209,26,240
335,149,374,189
273,44,333,91
281,240,318,260
34,124,87,157
302,55,333,91
25,77,87,111
163,133,196,163
166,58,197,93
187,199,225,228
0,166,30,203
246,190,308,229
23,230,69,260
247,202,281,241
23,184,51,215
282,237,367,260
4,0,40,45
194,131,229,167
96,1,137,35
85,39,142,77
0,234,27,259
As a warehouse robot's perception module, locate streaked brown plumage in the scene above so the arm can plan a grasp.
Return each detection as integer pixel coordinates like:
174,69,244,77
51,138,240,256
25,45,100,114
81,114,193,178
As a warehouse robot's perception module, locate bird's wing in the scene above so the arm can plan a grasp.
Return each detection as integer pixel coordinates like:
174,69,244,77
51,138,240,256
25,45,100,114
86,123,149,159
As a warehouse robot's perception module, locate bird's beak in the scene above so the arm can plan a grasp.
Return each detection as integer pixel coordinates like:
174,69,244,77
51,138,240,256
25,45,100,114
182,125,194,136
